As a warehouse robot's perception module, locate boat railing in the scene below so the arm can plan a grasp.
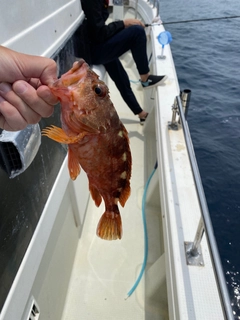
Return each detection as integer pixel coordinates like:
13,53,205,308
169,93,234,320
134,0,160,18
148,0,160,15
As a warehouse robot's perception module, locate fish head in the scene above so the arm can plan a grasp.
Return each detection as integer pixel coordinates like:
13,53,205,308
49,59,114,133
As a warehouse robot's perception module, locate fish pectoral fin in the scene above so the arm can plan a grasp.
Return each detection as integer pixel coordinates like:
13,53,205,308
42,125,87,144
68,148,81,180
97,211,122,240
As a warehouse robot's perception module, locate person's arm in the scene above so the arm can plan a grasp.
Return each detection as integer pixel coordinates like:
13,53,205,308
0,45,58,131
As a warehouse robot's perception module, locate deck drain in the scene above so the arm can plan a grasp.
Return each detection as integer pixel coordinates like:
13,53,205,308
25,297,40,320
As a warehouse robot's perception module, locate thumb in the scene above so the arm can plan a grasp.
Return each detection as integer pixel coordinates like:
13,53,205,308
0,46,58,85
20,55,58,85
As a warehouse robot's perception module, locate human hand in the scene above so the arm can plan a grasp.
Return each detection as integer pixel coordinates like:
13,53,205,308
0,45,58,131
123,19,145,28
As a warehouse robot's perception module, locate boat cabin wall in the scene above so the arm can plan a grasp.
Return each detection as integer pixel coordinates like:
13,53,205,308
0,0,83,57
21,166,90,320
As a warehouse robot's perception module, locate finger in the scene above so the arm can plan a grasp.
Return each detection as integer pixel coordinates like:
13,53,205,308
28,78,41,89
37,85,59,106
0,82,41,124
135,19,145,27
0,46,58,85
13,80,55,118
0,96,28,131
19,55,58,85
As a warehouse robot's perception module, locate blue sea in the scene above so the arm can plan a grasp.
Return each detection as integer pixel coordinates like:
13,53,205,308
161,0,240,317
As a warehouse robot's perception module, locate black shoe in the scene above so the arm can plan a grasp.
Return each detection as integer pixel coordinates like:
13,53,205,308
139,113,148,125
141,75,167,88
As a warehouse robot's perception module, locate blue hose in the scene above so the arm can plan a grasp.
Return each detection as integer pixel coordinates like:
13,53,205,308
126,162,158,298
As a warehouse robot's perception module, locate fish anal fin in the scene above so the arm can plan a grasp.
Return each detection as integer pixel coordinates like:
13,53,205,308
89,184,102,207
119,182,131,207
68,148,80,180
97,212,122,240
42,125,87,144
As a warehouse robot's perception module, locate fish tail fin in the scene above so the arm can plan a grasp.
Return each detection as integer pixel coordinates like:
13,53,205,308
97,211,122,240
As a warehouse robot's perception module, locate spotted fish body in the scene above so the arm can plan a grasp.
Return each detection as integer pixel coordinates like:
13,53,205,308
42,59,132,240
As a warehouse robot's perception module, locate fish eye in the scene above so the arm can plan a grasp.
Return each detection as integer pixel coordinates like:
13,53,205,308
95,86,102,95
93,84,107,97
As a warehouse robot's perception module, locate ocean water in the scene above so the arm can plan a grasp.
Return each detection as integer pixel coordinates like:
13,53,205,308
160,0,240,317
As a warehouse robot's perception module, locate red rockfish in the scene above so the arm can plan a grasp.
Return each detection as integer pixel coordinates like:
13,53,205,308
42,59,132,240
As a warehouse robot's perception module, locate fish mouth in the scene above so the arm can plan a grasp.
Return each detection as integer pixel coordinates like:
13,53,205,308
72,59,86,72
50,59,89,91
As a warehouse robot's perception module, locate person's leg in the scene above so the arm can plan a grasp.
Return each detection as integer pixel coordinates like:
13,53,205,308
90,26,150,75
104,59,143,115
90,26,166,86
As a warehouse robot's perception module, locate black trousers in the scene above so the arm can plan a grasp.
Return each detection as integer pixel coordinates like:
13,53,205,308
90,25,150,115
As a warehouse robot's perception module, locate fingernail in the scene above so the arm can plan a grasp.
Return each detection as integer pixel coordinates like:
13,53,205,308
0,82,11,94
14,81,28,94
